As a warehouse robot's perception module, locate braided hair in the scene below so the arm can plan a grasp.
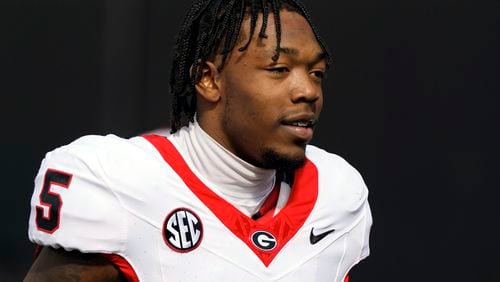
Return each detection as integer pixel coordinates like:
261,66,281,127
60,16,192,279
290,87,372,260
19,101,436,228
169,0,331,133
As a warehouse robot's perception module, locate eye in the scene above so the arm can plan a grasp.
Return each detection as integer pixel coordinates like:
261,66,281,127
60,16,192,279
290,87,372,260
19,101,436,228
311,70,326,79
266,67,289,74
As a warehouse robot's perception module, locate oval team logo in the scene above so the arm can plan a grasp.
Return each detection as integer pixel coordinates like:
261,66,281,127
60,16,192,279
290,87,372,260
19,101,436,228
163,208,203,253
251,231,277,251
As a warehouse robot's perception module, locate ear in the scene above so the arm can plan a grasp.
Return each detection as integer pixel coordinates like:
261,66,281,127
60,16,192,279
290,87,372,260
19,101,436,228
194,61,221,103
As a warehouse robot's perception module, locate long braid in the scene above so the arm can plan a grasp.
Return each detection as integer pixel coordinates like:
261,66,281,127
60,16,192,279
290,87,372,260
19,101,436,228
259,0,269,38
170,0,212,131
203,0,225,58
238,0,258,51
217,0,238,69
223,0,246,54
170,0,331,133
270,0,281,61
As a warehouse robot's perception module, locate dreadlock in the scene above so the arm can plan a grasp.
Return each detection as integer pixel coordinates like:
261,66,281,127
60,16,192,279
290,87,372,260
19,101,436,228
169,0,331,133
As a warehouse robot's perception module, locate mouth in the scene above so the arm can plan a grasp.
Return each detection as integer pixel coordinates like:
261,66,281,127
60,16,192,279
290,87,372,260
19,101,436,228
281,119,317,128
280,114,318,142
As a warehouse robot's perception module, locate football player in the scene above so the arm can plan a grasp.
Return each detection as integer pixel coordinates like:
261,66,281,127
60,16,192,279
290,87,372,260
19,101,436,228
25,0,371,281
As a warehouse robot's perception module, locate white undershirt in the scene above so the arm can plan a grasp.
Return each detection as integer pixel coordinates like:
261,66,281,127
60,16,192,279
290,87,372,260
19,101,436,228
169,120,276,216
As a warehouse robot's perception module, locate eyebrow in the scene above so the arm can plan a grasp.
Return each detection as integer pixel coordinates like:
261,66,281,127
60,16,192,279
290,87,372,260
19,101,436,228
314,51,328,61
256,46,327,64
279,47,299,56
279,47,327,62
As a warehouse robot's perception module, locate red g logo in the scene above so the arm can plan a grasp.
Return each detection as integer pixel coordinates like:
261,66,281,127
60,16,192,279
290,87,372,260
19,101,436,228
251,231,277,251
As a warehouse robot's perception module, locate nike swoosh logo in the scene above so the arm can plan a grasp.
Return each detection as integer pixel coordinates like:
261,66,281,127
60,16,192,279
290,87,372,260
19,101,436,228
310,228,336,244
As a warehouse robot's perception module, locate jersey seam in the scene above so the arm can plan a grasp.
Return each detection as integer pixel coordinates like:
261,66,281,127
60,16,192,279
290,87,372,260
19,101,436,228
333,235,349,282
358,204,370,261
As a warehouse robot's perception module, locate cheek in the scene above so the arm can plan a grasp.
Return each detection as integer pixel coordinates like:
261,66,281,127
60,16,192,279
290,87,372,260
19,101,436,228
317,93,324,114
221,66,285,132
223,88,280,153
224,86,259,120
225,81,273,121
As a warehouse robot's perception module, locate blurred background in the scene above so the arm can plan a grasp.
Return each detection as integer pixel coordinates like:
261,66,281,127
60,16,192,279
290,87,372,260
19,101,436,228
1,0,499,281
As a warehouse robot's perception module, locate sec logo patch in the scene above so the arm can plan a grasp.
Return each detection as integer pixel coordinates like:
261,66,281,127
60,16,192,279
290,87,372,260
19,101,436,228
163,208,203,253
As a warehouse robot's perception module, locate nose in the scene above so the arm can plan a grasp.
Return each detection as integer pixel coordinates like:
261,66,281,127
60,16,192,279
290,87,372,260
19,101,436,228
289,71,321,104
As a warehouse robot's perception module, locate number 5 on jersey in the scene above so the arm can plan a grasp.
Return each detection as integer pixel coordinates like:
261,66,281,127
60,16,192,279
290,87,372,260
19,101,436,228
35,169,73,234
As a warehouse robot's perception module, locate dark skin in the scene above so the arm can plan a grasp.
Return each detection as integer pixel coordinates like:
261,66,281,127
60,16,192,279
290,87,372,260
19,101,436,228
25,10,326,281
197,11,325,168
24,247,123,281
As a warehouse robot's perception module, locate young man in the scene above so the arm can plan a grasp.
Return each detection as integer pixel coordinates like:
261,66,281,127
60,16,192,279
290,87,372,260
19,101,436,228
25,0,371,281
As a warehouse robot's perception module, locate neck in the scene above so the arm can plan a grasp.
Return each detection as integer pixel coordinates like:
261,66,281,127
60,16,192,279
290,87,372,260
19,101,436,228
169,119,276,216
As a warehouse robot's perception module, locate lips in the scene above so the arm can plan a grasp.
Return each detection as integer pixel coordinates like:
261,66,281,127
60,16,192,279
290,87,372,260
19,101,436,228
281,113,317,128
281,119,316,128
280,113,317,142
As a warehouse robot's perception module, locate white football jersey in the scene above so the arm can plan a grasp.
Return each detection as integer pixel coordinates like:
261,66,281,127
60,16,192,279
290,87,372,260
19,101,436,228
28,134,371,282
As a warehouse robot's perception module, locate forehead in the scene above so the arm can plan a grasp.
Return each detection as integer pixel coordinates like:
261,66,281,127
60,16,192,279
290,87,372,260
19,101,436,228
235,10,324,61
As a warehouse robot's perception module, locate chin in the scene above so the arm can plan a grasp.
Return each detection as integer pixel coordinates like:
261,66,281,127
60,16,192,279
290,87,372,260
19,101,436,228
260,147,306,171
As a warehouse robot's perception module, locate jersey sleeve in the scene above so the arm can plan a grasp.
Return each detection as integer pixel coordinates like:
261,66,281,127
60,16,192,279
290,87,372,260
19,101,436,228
340,156,372,262
306,145,373,262
359,201,372,260
341,156,372,262
28,135,127,254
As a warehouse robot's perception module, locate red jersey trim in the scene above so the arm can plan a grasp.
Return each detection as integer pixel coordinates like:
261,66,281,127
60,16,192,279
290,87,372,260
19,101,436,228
101,253,139,282
255,180,281,222
143,134,319,267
